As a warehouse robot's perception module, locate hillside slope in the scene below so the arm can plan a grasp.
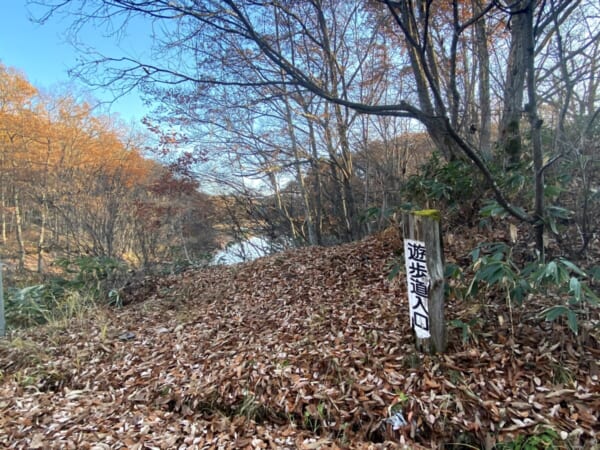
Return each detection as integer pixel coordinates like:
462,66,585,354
0,229,598,449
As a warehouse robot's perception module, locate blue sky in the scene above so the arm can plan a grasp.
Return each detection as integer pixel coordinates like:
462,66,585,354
0,1,150,124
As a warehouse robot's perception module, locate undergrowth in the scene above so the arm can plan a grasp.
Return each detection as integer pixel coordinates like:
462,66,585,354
394,152,600,337
4,256,128,330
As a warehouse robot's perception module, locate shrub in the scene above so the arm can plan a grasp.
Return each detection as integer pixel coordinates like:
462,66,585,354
467,241,598,334
401,153,486,225
5,256,129,329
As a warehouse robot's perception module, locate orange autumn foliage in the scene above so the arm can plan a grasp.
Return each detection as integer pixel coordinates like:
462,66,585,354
1,63,214,264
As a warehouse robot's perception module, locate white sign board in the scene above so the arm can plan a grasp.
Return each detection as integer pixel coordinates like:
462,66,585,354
404,239,431,339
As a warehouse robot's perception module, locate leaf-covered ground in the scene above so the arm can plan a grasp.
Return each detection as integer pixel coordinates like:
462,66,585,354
1,228,598,449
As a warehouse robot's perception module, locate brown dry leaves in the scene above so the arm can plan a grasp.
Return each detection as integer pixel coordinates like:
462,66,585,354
0,229,598,449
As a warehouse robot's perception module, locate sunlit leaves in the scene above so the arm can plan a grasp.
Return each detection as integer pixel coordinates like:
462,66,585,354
0,62,215,265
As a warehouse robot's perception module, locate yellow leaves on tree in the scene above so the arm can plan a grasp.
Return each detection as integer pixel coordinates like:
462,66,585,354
0,63,152,192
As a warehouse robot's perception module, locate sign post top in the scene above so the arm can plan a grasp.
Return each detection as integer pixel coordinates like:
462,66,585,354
411,209,442,221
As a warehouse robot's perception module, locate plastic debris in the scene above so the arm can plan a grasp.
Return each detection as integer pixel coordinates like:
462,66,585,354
386,411,408,430
118,331,136,341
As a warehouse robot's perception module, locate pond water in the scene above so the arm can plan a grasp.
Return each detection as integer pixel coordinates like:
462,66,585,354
212,236,274,265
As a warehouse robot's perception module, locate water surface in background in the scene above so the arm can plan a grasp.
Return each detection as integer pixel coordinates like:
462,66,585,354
212,236,273,265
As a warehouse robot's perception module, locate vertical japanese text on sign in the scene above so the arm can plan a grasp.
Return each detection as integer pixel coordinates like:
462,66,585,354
404,239,431,339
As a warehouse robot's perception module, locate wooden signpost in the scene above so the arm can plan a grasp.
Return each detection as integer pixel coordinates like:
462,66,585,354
402,210,446,353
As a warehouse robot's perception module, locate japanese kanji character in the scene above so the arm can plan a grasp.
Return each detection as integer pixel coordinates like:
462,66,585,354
408,261,428,278
410,295,429,314
410,279,429,297
406,242,426,262
413,312,430,331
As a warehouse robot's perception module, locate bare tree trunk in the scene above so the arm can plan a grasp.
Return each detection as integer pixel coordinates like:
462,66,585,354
281,92,316,245
267,170,298,241
585,42,598,117
323,119,353,242
315,2,360,240
14,189,25,271
499,0,530,168
37,192,48,273
473,0,492,158
334,107,360,240
522,2,545,259
0,150,7,245
178,220,192,264
388,1,460,161
272,13,317,246
1,184,6,245
301,103,324,245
